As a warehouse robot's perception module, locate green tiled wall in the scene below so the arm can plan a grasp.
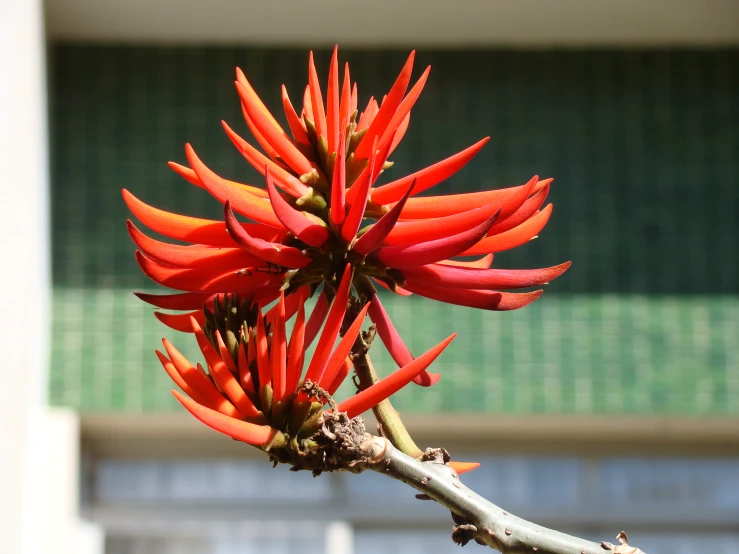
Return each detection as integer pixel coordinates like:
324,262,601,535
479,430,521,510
49,46,739,414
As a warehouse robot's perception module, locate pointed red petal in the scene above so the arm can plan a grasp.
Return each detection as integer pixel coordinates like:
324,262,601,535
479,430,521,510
371,278,413,296
155,350,197,398
326,46,340,154
162,338,240,418
341,137,378,243
351,82,358,113
224,202,311,268
308,51,327,139
317,303,370,391
402,262,571,290
377,65,430,151
353,182,415,256
236,82,314,176
356,97,377,132
327,357,353,396
488,183,550,235
302,265,353,387
192,319,259,418
239,103,284,164
345,130,395,205
354,51,415,159
367,296,439,386
128,220,260,270
402,284,544,311
215,330,237,373
388,113,410,155
304,290,329,348
371,137,489,205
459,204,553,256
135,291,213,311
399,178,552,219
172,390,277,446
186,144,284,228
286,302,307,394
449,461,480,475
376,215,498,269
123,189,279,247
383,204,500,247
255,306,271,389
330,124,347,228
339,62,352,130
270,292,288,401
437,254,494,269
222,120,308,197
237,340,255,394
265,168,330,247
281,85,310,146
168,161,270,199
154,310,205,333
336,333,455,418
302,85,314,121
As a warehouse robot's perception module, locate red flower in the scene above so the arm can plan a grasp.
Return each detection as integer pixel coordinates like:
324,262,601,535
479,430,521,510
124,47,569,386
156,268,456,463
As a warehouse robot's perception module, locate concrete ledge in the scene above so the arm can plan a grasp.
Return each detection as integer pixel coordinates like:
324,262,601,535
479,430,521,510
81,412,739,458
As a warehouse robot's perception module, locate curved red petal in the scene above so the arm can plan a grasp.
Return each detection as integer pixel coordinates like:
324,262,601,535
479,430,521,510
377,65,430,152
402,283,544,311
154,310,205,333
354,51,415,159
371,137,489,205
376,215,498,269
326,46,340,154
353,182,415,256
308,51,327,139
401,262,572,290
155,350,197,398
304,290,329,348
437,254,494,269
282,85,311,146
336,333,455,418
286,302,307,394
135,291,213,311
172,390,277,446
224,202,311,269
317,303,370,392
265,169,330,247
459,204,553,256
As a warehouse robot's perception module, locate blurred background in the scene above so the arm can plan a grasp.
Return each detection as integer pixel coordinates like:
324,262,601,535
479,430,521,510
3,1,739,553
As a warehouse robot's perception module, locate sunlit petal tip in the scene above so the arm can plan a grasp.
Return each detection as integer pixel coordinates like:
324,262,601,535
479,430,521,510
449,461,480,475
172,390,276,446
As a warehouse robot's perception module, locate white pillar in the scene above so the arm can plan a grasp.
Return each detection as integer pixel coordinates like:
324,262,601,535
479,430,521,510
325,521,354,554
0,0,51,553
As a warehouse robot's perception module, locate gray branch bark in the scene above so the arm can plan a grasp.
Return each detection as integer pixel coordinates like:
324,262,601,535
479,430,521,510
362,436,645,554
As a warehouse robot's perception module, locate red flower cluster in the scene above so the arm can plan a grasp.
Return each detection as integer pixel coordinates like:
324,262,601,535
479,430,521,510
124,48,568,470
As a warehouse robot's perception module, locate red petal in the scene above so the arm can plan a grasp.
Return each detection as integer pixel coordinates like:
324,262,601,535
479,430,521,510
376,215,498,269
356,97,377,132
265,168,330,247
123,189,279,247
135,291,213,311
354,51,415,159
367,296,440,386
186,144,284,228
281,85,310,146
437,254,494,269
237,340,255,394
377,65,430,152
327,357,353,396
459,204,553,256
236,81,313,176
351,82,358,113
215,330,238,373
269,292,288,401
224,202,311,268
339,62,352,131
255,306,271,389
222,120,308,197
330,124,347,228
168,161,269,199
336,333,456,418
154,310,205,333
192,319,260,418
302,85,314,122
371,278,413,296
352,182,415,256
162,338,241,418
128,220,260,270
370,138,489,205
383,204,501,247
488,183,549,235
388,113,410,155
326,46,340,154
172,390,277,446
399,178,552,219
155,350,197,398
304,290,329,348
317,303,370,391
449,461,480,475
308,51,327,139
402,283,544,311
302,265,352,386
239,103,284,165
286,302,307,394
341,137,378,242
401,262,571,290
